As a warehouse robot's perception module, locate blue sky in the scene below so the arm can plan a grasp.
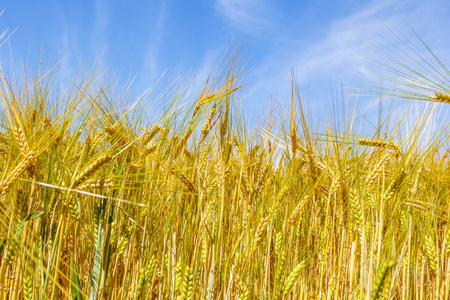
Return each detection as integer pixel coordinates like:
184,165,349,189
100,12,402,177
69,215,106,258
1,0,450,129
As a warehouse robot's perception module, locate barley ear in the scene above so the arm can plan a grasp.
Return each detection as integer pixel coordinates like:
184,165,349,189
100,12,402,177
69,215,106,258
73,153,112,187
424,235,438,272
370,260,395,300
444,228,450,254
282,260,306,296
252,215,270,252
0,150,35,198
14,125,31,155
358,138,400,152
289,195,310,226
432,92,450,103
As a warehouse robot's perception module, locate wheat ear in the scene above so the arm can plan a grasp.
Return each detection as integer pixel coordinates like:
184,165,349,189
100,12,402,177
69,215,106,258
365,151,392,187
142,125,162,146
349,188,363,229
424,235,438,272
178,266,193,300
14,126,30,155
370,261,395,300
289,195,310,226
252,215,271,252
200,102,219,143
382,171,407,201
432,92,450,103
169,168,196,194
73,153,112,187
282,260,306,296
358,138,399,152
0,150,35,197
77,178,114,189
444,228,450,254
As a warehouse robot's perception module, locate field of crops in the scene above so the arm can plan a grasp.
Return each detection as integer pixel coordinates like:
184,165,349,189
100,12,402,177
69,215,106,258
0,27,450,300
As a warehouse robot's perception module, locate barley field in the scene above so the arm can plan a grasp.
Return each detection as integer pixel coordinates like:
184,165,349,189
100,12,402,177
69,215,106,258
0,26,450,300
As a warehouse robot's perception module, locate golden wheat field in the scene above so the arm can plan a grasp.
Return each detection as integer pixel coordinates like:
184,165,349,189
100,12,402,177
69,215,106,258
1,18,450,300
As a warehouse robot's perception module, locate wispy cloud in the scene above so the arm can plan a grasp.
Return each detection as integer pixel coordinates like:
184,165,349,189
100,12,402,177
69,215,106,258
248,2,391,95
51,3,80,87
241,0,450,122
58,28,74,85
93,0,109,55
214,0,275,34
143,1,167,86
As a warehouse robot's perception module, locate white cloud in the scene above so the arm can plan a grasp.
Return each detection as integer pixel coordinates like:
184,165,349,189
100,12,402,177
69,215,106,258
93,0,110,55
239,0,450,125
214,0,275,34
143,1,167,86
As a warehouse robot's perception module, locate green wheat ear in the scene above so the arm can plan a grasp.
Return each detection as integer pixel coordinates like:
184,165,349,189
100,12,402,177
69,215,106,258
371,261,395,300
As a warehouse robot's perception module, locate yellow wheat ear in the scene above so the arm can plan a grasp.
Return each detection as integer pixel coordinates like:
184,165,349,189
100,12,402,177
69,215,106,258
431,92,450,103
358,139,399,152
